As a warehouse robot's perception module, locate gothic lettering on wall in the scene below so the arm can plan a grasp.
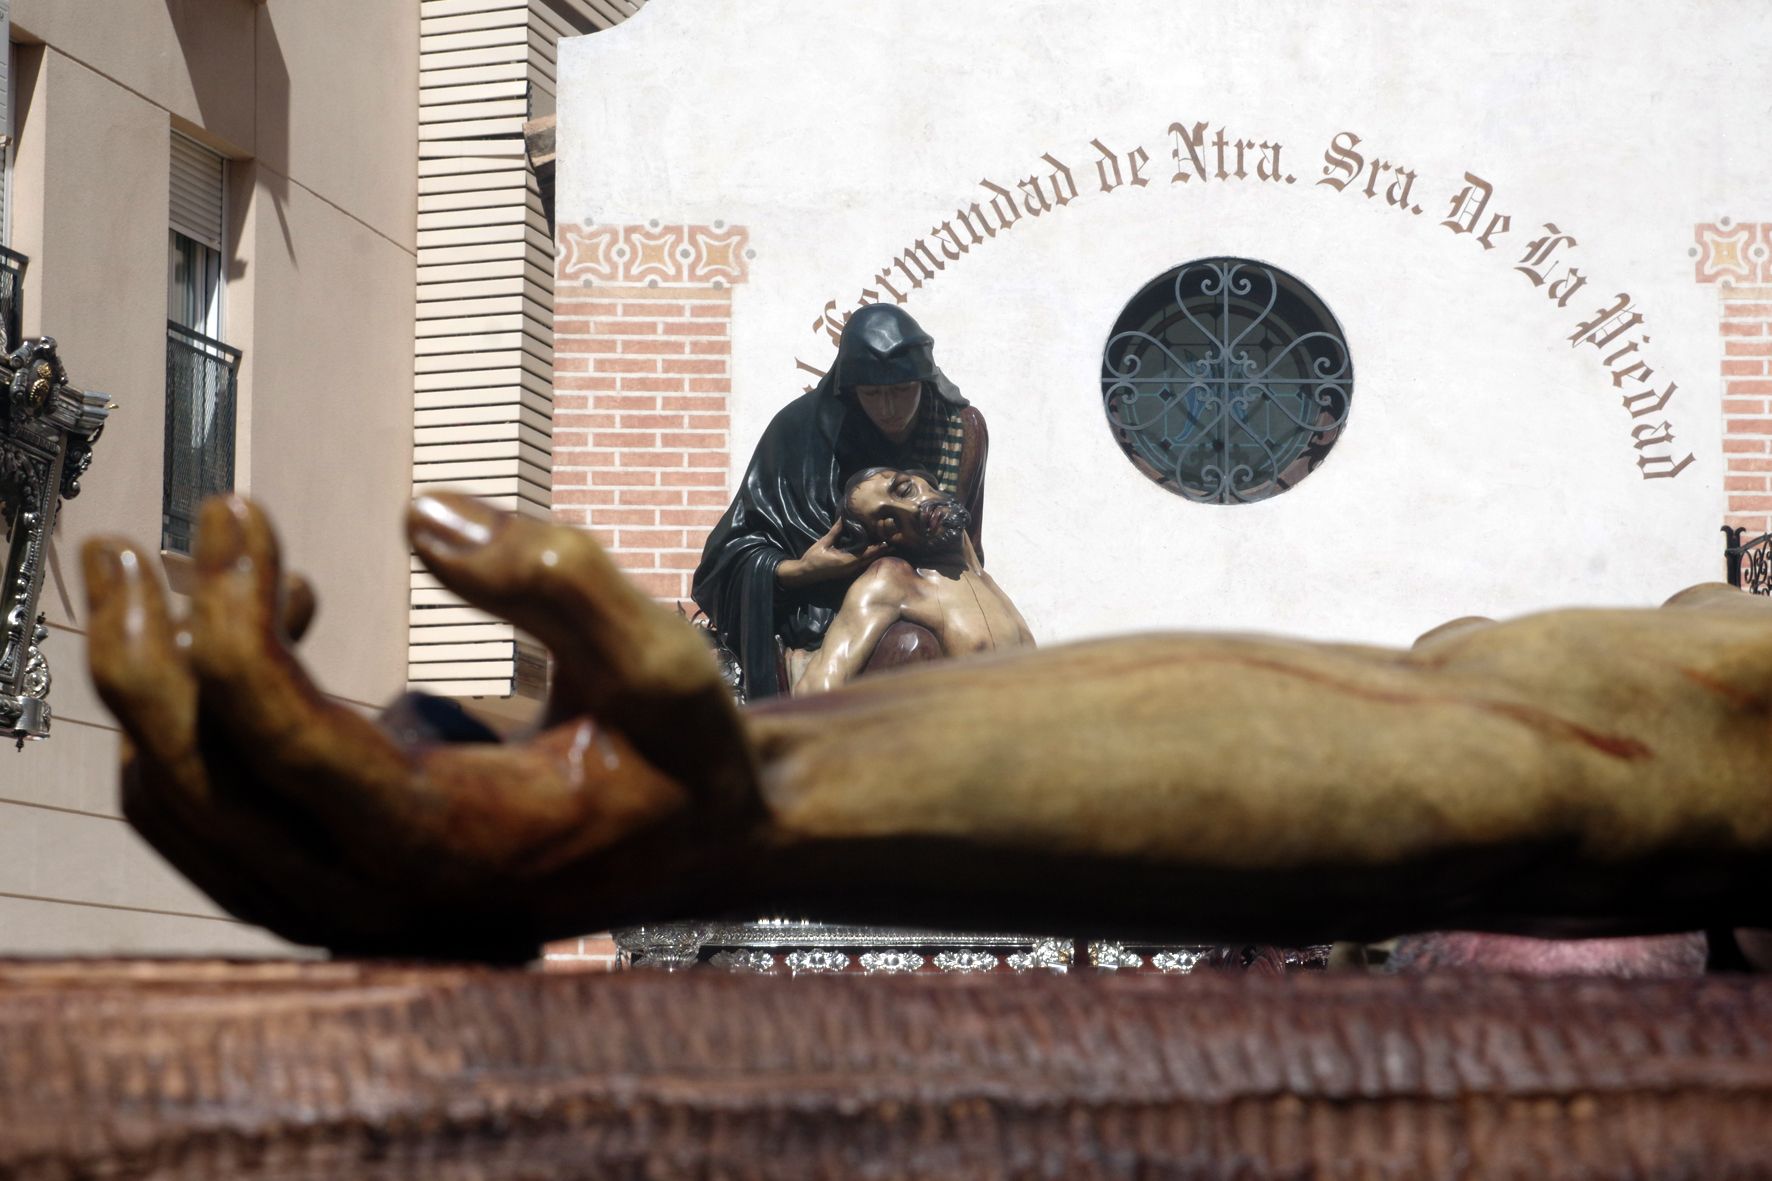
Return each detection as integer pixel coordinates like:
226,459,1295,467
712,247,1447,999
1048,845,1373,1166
796,123,1693,482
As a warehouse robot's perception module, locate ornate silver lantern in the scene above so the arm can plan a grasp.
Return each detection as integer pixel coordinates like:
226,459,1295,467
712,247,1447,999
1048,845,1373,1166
0,338,110,744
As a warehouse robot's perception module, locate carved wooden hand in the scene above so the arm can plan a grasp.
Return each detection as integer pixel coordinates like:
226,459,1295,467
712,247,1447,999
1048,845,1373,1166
82,494,760,958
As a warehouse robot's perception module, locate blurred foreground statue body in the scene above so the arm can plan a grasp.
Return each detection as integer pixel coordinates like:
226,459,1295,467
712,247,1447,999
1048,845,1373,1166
81,494,1772,959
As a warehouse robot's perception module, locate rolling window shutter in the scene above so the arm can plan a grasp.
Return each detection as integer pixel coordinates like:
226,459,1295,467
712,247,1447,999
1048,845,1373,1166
169,134,224,250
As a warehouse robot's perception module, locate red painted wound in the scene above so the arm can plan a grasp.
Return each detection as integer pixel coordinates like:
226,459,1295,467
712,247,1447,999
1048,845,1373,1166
1215,654,1656,763
1680,666,1769,712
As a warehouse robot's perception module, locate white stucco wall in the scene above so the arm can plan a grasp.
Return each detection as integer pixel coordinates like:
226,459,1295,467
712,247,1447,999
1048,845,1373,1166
556,0,1764,645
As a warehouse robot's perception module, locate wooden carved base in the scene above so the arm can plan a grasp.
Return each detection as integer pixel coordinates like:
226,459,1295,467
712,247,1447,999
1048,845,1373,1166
1,959,1769,1178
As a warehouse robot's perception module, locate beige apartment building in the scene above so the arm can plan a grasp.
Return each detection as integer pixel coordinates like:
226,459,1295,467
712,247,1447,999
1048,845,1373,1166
0,0,633,955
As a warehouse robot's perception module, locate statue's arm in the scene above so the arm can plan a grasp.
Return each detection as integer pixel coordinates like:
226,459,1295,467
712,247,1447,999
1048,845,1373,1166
741,619,1772,942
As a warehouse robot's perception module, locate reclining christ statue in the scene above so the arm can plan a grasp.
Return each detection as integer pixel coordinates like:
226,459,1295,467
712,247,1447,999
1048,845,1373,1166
76,492,1772,962
796,466,1033,695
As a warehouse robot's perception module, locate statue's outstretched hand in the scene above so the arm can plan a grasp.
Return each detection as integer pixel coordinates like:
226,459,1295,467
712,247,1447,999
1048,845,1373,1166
82,493,760,959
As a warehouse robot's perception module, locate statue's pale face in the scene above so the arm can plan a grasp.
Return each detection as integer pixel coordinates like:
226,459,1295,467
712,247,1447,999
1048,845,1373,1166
853,381,922,444
847,470,967,552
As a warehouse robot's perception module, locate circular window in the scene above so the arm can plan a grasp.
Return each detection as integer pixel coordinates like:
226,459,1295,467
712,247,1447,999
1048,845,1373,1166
1101,258,1352,504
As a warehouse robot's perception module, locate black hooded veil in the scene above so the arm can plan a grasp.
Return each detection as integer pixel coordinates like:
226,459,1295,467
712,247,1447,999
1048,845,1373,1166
691,305,984,700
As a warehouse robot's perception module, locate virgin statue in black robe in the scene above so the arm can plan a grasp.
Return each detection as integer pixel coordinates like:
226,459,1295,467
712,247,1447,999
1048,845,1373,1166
691,305,987,700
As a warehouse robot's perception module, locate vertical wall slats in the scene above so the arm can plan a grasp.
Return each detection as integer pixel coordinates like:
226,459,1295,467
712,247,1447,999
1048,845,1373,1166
408,0,633,699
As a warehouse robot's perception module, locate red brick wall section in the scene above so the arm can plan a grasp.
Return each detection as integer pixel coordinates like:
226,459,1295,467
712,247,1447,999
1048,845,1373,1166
553,221,752,603
1695,220,1772,533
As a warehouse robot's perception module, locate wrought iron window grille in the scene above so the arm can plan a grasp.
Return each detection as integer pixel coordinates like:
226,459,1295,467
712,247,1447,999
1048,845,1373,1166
1101,257,1353,505
162,321,240,554
0,246,27,352
1723,525,1772,595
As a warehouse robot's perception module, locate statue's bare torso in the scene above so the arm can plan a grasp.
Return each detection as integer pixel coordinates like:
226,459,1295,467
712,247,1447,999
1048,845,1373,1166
797,537,1034,694
881,548,1034,657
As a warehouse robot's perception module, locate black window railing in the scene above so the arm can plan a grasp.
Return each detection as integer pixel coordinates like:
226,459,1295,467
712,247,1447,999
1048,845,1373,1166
1723,525,1772,595
163,321,241,554
0,246,29,352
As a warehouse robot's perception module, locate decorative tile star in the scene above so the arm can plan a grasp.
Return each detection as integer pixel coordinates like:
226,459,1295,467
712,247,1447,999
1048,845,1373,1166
623,226,688,283
686,225,751,285
1694,221,1757,286
557,223,621,284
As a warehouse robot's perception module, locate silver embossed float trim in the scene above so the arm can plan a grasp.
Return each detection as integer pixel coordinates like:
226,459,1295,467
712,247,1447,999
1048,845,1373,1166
933,950,999,974
859,950,924,974
784,949,850,975
1007,938,1073,973
709,949,777,974
1088,941,1145,971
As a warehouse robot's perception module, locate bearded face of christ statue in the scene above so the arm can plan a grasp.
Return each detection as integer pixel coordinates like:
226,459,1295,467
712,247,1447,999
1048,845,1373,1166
840,468,971,557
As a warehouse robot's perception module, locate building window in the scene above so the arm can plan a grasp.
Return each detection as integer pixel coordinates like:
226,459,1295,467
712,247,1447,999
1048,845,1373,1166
0,245,25,351
0,15,22,350
163,133,238,553
1100,257,1353,504
1,3,13,252
167,231,221,339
